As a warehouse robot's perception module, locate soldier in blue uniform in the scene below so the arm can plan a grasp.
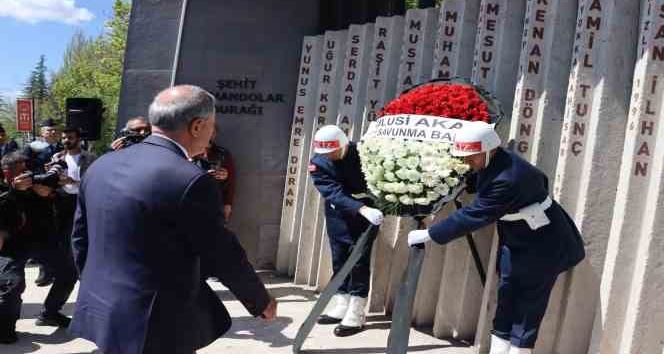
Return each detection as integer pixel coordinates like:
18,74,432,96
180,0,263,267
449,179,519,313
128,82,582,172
408,122,585,354
309,125,384,337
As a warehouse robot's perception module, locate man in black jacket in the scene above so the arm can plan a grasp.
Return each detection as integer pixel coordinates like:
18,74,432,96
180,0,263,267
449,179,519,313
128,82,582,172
0,152,77,344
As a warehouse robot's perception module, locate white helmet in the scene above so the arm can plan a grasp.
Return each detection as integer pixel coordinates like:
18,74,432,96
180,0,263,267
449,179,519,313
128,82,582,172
313,125,349,154
452,122,501,166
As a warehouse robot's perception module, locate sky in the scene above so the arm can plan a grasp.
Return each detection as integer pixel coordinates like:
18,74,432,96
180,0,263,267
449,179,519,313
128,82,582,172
0,0,117,101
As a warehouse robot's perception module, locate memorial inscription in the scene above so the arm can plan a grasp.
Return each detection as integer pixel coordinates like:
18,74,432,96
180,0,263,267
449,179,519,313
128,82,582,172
435,10,460,79
213,78,287,115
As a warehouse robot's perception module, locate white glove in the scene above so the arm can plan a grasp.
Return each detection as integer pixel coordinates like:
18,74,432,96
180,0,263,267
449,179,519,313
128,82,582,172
408,229,431,247
359,206,384,225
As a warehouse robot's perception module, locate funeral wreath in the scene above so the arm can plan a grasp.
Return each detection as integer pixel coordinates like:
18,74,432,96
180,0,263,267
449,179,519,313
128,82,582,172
359,78,504,216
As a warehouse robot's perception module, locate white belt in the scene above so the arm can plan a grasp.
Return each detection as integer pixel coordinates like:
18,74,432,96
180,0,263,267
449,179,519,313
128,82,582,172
500,196,552,230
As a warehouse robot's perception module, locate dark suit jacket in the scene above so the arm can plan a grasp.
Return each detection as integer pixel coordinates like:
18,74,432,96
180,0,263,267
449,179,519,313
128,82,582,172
0,139,18,159
69,135,271,354
429,148,585,278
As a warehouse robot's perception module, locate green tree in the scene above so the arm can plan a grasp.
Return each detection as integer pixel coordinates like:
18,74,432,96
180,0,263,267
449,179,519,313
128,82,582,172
406,0,443,8
23,55,51,123
47,0,131,154
0,96,20,141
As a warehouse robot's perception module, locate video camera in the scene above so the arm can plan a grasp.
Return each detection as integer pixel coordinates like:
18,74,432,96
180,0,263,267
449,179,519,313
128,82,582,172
31,159,68,188
113,128,150,149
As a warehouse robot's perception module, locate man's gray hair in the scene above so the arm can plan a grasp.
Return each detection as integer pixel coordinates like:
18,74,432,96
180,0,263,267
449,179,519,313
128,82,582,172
148,85,216,132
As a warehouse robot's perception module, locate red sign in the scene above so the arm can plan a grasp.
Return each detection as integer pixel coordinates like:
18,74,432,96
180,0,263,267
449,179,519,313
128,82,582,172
16,99,33,132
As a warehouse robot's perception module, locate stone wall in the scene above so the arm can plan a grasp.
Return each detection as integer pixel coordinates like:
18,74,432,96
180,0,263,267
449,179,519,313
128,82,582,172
119,0,320,267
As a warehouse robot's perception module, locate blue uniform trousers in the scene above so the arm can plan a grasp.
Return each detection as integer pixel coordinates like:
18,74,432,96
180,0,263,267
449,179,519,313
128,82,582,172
328,220,377,297
492,245,559,348
328,222,375,298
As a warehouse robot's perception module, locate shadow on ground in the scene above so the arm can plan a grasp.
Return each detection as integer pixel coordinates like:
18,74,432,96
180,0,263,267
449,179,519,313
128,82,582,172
225,315,294,348
8,329,76,354
300,344,454,353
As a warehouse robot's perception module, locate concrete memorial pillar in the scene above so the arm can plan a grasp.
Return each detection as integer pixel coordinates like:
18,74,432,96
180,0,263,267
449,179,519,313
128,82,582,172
360,16,404,135
336,24,374,141
384,7,440,314
414,0,484,330
470,0,529,351
550,0,639,352
294,30,348,284
593,1,664,353
619,126,664,352
495,1,578,352
276,36,323,276
508,0,577,180
431,0,481,80
359,15,405,313
416,0,484,333
314,23,374,290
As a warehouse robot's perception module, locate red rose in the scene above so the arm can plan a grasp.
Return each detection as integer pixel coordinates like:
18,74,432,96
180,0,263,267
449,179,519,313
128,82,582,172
379,84,491,123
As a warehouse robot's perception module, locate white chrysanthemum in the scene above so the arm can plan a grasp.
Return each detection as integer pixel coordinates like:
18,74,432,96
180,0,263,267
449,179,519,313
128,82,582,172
408,183,424,194
414,197,430,205
405,156,419,169
405,169,421,182
436,169,452,178
394,182,409,194
393,146,408,158
359,134,470,212
445,177,459,187
399,195,414,205
427,190,440,200
435,184,450,196
421,172,438,187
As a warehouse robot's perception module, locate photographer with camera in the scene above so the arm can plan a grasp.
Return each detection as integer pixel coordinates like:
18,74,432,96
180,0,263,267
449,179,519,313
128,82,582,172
51,127,96,251
110,116,152,151
0,152,77,344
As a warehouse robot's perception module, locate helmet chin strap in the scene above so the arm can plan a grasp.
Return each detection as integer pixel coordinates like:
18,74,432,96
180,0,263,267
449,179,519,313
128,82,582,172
484,151,491,169
340,144,349,159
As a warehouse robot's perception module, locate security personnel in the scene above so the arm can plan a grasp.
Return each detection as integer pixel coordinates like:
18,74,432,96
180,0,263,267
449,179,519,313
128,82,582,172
309,125,384,337
408,122,585,354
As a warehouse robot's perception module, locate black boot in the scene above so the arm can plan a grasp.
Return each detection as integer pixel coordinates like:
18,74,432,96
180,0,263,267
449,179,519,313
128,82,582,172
36,311,71,328
333,324,364,337
35,267,54,287
0,331,17,345
317,315,343,325
0,323,18,345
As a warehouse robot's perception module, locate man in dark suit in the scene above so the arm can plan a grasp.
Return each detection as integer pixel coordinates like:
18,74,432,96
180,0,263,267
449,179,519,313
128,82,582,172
69,85,277,354
408,122,585,354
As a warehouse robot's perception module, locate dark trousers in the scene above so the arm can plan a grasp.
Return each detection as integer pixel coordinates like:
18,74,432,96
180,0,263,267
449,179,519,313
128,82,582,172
492,246,559,348
328,227,375,298
0,243,77,332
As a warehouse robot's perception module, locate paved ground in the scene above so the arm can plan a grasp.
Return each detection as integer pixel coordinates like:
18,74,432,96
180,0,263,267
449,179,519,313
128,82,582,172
6,267,474,353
